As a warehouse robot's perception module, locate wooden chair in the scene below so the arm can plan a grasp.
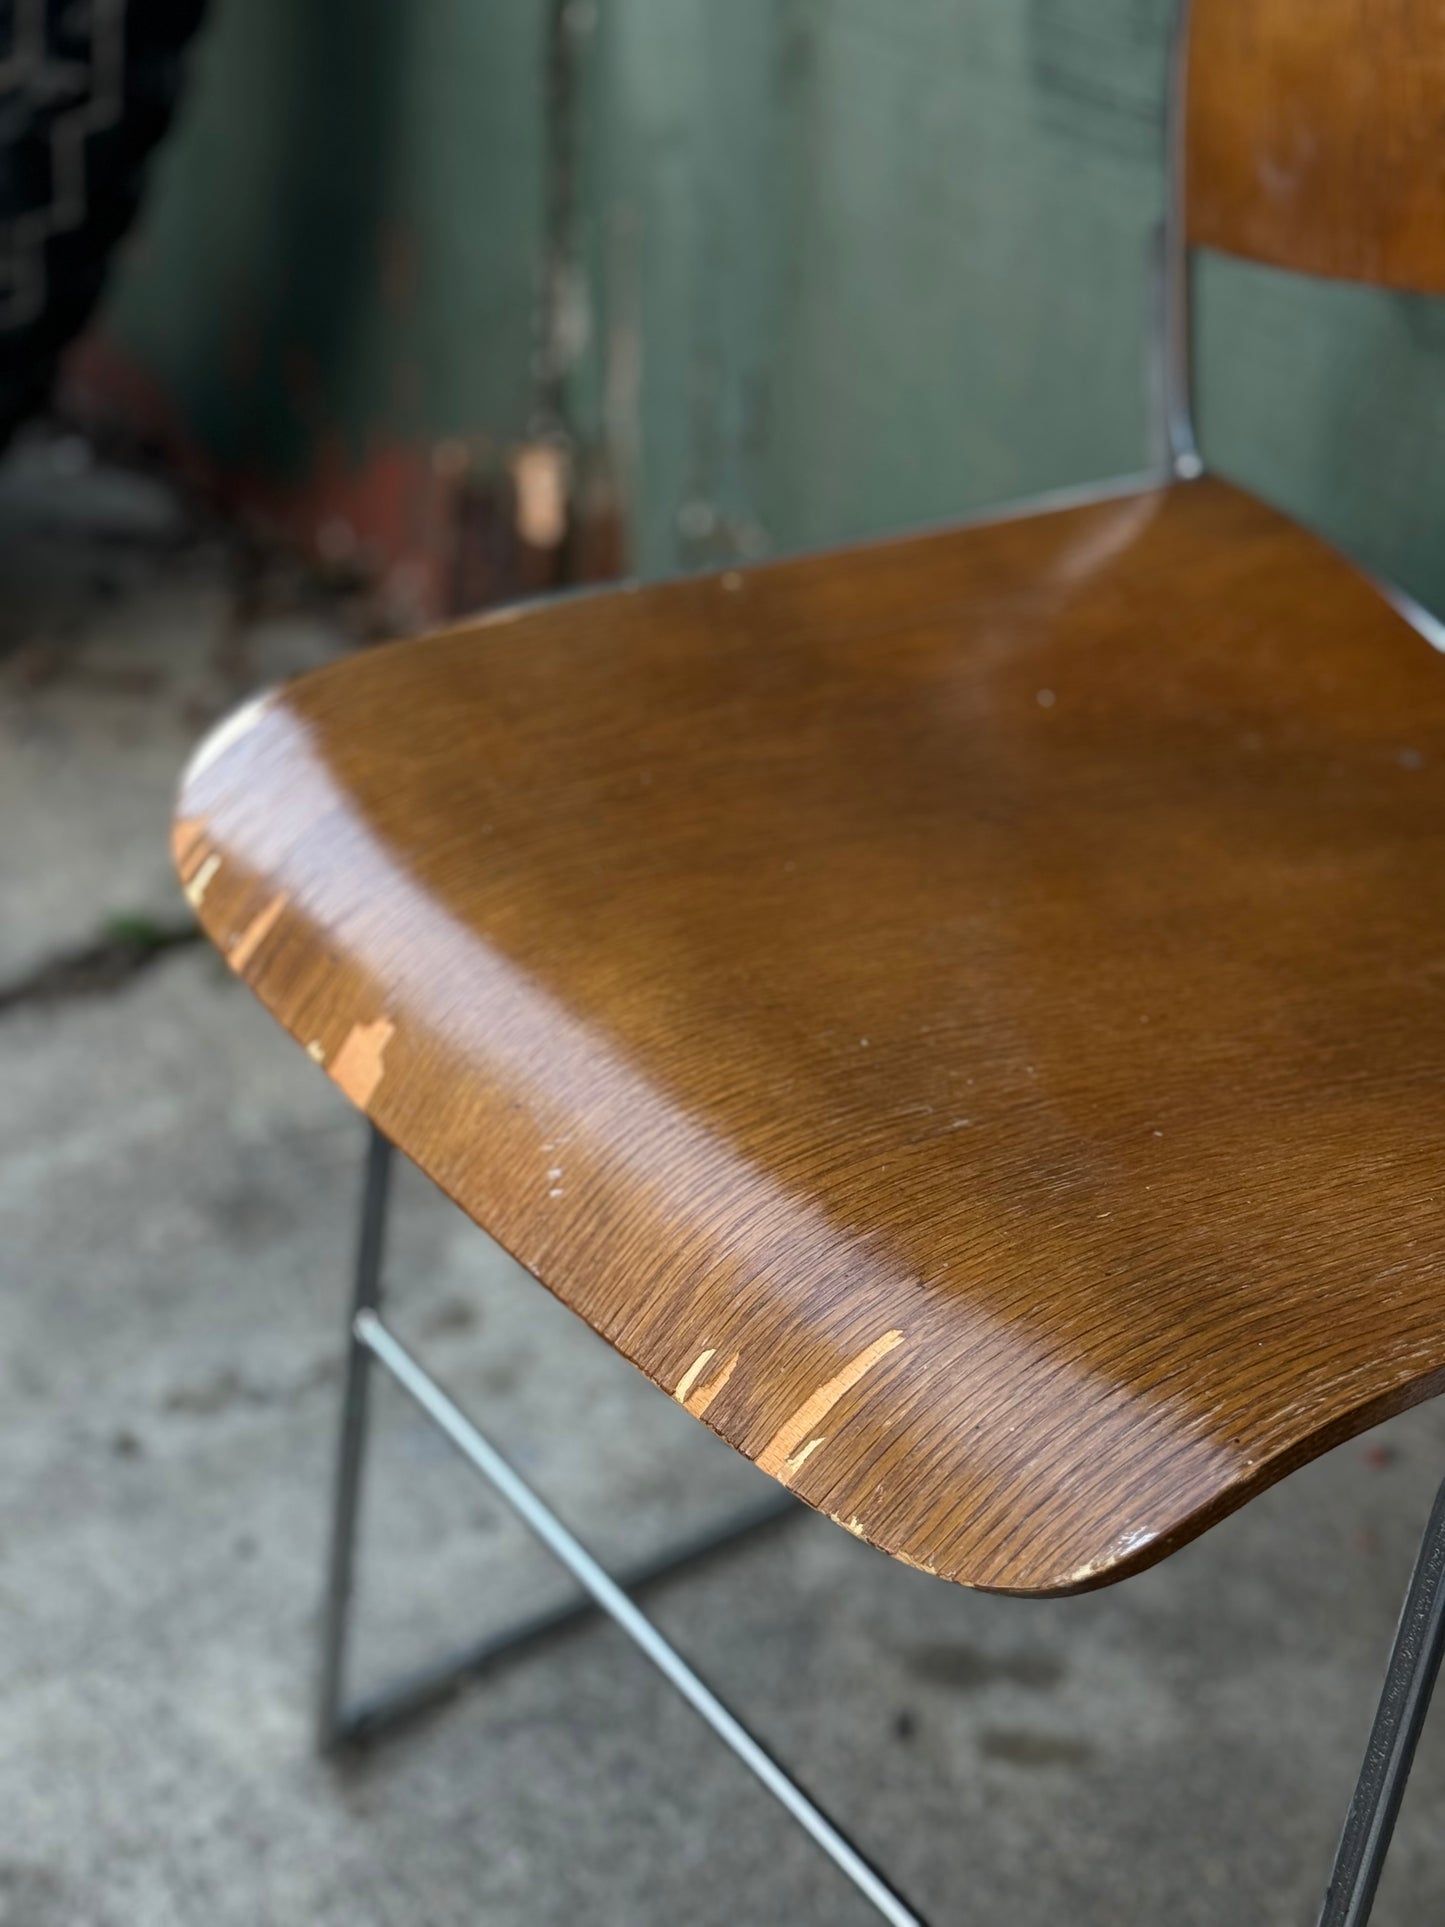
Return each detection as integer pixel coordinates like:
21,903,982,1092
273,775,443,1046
173,3,1445,1920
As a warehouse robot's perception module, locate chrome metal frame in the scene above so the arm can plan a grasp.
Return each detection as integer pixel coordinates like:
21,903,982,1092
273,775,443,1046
317,1125,928,1927
1162,0,1202,480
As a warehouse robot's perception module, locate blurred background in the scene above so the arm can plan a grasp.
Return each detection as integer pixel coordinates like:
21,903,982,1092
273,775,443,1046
56,0,1445,616
5,3,1445,1923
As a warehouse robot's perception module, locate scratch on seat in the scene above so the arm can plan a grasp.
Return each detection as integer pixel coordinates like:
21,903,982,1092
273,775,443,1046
685,1351,739,1418
172,817,207,871
227,892,287,973
757,1330,905,1481
183,852,221,908
674,1350,716,1404
330,1017,396,1109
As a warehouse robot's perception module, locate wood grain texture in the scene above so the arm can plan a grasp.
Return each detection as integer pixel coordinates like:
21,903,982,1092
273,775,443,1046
1186,0,1445,293
175,476,1445,1595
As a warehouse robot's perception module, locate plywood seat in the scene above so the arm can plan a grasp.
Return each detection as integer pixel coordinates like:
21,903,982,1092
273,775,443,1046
173,473,1445,1597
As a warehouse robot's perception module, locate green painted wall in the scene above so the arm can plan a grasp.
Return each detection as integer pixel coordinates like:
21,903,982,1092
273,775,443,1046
98,0,1445,611
102,0,549,472
566,0,1172,572
1196,254,1445,614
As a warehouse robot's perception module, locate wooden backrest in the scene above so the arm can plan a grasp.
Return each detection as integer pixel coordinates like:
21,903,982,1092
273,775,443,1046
1185,0,1445,295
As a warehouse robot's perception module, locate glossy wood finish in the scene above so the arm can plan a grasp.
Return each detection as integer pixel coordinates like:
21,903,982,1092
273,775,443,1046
175,476,1445,1595
1186,0,1445,294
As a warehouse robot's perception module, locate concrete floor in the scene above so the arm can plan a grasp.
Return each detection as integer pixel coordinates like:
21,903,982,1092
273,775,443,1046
3,430,1445,1927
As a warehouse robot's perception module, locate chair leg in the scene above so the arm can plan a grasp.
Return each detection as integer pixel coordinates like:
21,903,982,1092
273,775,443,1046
309,1124,924,1924
357,1309,928,1927
316,1123,394,1754
1319,1474,1445,1927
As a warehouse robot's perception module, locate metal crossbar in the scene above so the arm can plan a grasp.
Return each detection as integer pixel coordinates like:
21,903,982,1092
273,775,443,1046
360,1312,927,1926
317,1124,928,1927
334,1484,798,1746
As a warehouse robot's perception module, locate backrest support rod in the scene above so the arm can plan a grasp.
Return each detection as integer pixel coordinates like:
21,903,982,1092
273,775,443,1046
1161,0,1201,481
